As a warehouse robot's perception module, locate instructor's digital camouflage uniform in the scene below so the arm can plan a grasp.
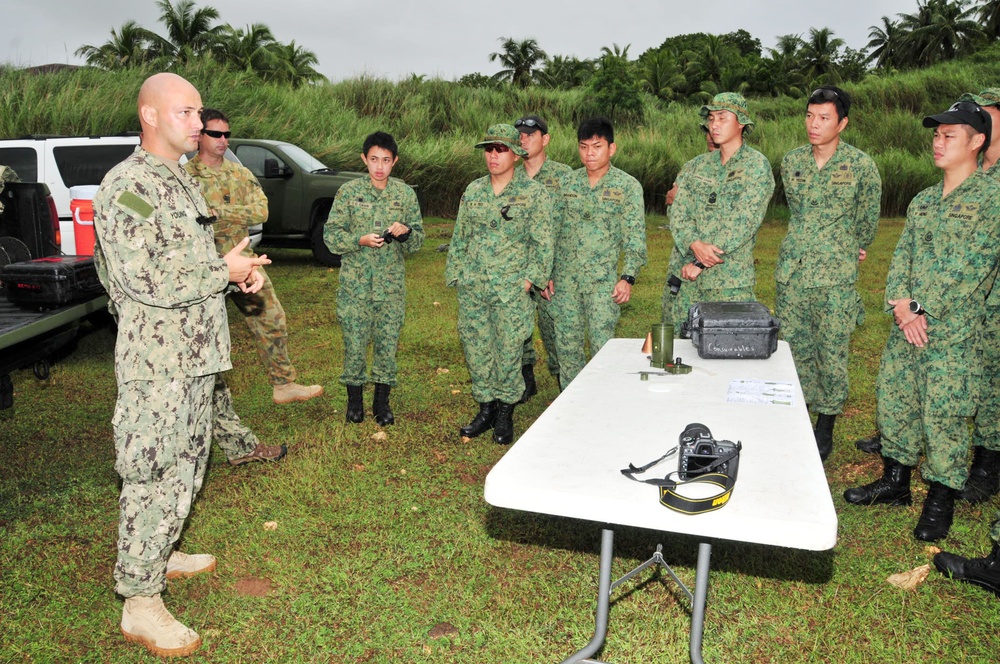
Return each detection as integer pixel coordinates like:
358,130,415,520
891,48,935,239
184,155,272,460
551,166,646,388
776,142,881,415
324,177,424,386
446,169,553,404
664,142,774,331
94,147,231,598
521,158,571,376
0,164,20,214
877,171,1000,490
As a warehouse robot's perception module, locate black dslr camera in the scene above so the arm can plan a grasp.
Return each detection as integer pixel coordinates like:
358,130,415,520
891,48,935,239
678,423,739,479
379,228,395,244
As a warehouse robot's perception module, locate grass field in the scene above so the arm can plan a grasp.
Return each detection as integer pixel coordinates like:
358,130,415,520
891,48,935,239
2,215,1000,663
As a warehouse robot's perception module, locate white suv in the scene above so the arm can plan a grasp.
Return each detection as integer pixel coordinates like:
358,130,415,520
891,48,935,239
0,136,262,254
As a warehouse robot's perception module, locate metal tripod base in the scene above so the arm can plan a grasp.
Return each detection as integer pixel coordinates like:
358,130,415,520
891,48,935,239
560,528,712,664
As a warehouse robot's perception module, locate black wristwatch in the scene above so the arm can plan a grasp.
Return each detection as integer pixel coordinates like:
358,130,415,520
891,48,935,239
620,274,635,285
909,300,925,315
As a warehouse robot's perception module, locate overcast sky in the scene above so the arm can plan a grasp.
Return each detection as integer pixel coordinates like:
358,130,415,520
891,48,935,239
6,0,921,81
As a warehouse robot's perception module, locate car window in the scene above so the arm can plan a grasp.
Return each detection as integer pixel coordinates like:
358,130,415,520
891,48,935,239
235,146,285,178
53,145,136,187
0,147,40,182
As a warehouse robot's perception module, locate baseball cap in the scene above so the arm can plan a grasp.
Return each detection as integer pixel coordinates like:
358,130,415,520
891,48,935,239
923,100,992,152
514,115,548,134
474,124,528,156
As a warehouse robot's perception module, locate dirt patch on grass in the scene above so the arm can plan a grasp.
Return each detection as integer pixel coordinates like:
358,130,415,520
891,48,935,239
234,577,273,597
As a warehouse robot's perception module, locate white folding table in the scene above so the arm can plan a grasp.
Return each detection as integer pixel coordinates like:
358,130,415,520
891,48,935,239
484,339,838,663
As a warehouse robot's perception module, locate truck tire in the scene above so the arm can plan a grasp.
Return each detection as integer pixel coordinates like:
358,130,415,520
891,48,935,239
310,216,341,268
33,360,50,380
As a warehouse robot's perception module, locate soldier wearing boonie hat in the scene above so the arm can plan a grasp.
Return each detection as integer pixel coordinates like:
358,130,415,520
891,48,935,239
446,124,553,445
663,92,774,332
513,114,572,400
846,98,1000,547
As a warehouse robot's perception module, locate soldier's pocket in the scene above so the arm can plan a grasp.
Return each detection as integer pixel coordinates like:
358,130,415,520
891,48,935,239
112,382,182,484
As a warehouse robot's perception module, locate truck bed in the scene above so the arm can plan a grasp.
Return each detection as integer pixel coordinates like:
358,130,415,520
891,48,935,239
0,295,109,351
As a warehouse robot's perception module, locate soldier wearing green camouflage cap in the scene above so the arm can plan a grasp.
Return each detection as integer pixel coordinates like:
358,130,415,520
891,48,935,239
845,98,1000,545
776,86,882,462
0,164,19,215
447,124,553,445
663,92,774,332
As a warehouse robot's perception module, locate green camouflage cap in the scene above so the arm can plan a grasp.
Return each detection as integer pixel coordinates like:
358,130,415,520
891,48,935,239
474,124,527,156
959,88,1000,108
700,92,755,134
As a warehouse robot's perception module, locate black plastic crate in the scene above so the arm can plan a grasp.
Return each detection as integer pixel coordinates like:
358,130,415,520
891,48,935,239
683,301,780,359
1,256,104,308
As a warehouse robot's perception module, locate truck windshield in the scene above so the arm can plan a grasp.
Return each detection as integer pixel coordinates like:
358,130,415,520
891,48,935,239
277,143,330,173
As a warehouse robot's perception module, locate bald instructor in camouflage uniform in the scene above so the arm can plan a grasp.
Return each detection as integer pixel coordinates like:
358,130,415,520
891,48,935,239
845,99,1000,544
664,92,774,332
776,86,881,462
447,124,553,445
185,108,322,410
94,73,269,657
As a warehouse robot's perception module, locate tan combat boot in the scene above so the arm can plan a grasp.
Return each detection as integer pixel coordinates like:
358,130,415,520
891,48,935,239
166,551,217,580
121,594,201,657
273,382,323,404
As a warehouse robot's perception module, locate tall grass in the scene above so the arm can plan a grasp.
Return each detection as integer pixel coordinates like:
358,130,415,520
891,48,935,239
2,45,999,216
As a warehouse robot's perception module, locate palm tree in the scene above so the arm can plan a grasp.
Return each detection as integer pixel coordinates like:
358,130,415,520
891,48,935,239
75,20,159,69
866,16,903,69
897,0,984,67
271,41,325,87
536,55,594,89
682,35,735,94
800,27,845,83
211,23,278,76
153,0,222,64
638,50,685,101
489,37,547,88
980,0,1000,40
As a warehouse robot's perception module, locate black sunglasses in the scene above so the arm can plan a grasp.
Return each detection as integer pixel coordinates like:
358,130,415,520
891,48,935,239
483,144,511,153
201,129,231,139
948,100,988,121
810,88,839,102
515,118,540,128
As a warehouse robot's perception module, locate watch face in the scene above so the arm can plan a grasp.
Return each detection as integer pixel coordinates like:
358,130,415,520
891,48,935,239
909,300,918,313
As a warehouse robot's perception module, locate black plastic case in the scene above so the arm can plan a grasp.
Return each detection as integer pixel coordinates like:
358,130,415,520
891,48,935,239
683,301,781,359
1,256,104,308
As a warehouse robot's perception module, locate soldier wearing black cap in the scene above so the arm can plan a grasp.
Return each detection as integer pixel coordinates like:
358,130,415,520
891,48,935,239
845,99,1000,544
514,115,572,397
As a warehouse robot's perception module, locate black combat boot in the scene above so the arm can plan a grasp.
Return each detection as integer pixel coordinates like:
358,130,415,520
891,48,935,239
460,401,498,438
814,414,836,462
960,447,1000,504
519,364,538,404
934,542,1000,598
913,482,957,542
493,401,516,445
855,431,882,454
346,385,364,424
844,456,913,506
373,383,394,426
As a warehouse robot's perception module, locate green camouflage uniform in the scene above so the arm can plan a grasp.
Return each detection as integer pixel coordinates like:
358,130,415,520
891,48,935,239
664,145,774,331
877,171,1000,490
521,158,572,376
551,166,647,389
0,164,21,215
446,168,553,404
973,159,1000,463
93,147,231,598
775,142,881,415
324,177,424,386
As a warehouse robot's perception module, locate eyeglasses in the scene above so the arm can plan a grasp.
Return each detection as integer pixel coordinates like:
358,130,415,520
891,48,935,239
201,129,231,139
810,88,839,102
483,144,510,153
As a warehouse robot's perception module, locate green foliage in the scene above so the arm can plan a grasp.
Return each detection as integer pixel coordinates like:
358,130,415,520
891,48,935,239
586,46,645,123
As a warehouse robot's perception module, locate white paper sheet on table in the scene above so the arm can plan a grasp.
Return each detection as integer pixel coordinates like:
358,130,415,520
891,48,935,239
726,378,796,406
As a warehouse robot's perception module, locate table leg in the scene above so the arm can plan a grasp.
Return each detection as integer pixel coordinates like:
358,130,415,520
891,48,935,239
560,528,614,664
689,542,712,664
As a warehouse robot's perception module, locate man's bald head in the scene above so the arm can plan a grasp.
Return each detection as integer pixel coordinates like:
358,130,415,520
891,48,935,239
137,73,204,160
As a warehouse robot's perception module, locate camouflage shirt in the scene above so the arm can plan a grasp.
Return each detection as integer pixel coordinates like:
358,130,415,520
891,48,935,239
669,145,774,290
324,177,424,301
886,170,1000,340
984,160,1000,308
526,158,571,235
183,155,268,256
777,141,881,286
446,168,553,301
94,147,231,383
0,164,21,215
554,165,647,290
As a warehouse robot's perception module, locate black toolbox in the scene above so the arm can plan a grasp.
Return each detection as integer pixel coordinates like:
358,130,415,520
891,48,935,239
1,256,105,308
683,301,781,359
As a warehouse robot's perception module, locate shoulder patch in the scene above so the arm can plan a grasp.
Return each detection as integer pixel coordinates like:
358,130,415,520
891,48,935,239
116,191,154,218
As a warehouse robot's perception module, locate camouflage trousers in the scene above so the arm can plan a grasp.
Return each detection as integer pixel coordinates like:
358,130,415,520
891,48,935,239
457,285,533,404
973,312,1000,452
775,283,862,415
550,287,620,390
229,266,296,386
212,373,259,461
663,280,754,333
521,290,559,376
337,293,405,387
113,375,213,597
877,332,981,490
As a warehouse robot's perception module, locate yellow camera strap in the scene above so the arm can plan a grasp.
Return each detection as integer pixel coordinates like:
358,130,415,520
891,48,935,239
621,443,741,515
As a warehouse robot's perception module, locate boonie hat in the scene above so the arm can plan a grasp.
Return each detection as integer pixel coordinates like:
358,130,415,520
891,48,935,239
923,100,992,152
700,92,755,134
960,88,1000,108
514,115,548,134
474,124,528,156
